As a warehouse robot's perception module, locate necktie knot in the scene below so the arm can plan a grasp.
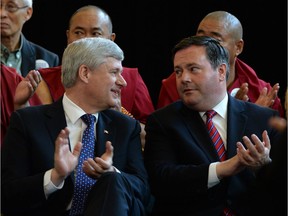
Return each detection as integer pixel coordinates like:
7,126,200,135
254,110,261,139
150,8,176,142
81,114,96,127
205,110,217,119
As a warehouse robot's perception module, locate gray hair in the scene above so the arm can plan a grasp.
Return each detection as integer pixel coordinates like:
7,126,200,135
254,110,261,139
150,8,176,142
22,0,33,7
61,37,124,88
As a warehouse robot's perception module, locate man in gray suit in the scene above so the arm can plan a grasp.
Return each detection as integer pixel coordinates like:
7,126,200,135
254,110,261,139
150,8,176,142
144,35,280,216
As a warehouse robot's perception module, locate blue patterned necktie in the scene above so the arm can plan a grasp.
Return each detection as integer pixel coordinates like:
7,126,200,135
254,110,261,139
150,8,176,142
70,114,96,216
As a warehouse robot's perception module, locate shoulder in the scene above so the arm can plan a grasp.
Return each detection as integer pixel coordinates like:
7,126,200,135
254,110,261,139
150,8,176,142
39,66,61,76
102,109,138,124
162,72,176,84
22,36,58,59
122,67,140,79
148,100,182,119
229,95,279,117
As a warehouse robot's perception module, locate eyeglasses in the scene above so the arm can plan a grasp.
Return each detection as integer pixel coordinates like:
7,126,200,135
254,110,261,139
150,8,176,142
1,4,29,13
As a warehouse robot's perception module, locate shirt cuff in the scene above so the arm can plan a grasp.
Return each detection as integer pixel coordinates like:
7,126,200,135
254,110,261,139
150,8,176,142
44,169,65,198
208,162,220,188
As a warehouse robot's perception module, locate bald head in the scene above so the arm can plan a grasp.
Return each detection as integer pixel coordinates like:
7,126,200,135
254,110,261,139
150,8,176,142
66,5,115,44
198,11,243,41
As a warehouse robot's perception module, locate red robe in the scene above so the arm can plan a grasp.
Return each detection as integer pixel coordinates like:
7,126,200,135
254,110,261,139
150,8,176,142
157,58,284,117
1,64,42,146
39,66,155,124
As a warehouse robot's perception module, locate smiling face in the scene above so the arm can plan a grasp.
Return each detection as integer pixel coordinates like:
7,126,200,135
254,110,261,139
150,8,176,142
174,45,227,111
70,57,126,113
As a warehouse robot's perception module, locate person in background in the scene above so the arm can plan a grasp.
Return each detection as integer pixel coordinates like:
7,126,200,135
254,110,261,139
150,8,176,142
0,63,41,146
33,5,154,150
157,11,284,117
144,36,280,216
1,0,59,76
37,5,154,124
2,37,150,216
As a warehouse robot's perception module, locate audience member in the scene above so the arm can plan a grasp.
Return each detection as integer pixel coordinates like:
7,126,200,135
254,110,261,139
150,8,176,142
2,37,150,216
144,36,280,216
0,63,41,146
157,11,284,117
1,0,59,76
37,5,154,125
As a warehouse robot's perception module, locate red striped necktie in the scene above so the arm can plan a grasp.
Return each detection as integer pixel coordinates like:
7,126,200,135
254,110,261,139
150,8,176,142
205,110,235,216
205,110,226,161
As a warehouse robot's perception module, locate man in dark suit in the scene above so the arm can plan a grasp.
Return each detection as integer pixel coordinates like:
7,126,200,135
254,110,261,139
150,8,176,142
144,36,280,216
2,37,150,216
1,0,59,76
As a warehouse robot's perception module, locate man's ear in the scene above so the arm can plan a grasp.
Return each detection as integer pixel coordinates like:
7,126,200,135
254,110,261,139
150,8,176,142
78,65,90,83
110,33,116,41
24,7,33,22
218,63,227,81
235,39,244,56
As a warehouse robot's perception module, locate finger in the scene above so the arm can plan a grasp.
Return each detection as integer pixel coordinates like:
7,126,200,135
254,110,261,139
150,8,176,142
237,138,256,161
236,146,252,166
249,134,265,153
261,130,271,149
86,158,104,173
105,141,114,157
73,141,82,157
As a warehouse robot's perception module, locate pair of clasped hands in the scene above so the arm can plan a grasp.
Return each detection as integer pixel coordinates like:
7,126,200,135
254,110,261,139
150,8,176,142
52,128,115,187
234,82,280,107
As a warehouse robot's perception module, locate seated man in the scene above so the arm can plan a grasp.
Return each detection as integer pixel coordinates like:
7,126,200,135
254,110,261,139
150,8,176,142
2,37,151,216
144,35,280,216
157,11,284,117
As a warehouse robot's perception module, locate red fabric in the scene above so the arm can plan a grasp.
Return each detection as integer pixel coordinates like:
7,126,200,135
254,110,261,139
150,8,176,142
157,58,284,117
1,64,41,146
121,67,155,124
38,66,155,124
228,59,284,117
38,66,64,101
157,71,178,109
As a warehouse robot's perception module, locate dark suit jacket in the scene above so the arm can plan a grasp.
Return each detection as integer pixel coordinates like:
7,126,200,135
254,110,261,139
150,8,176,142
144,94,280,216
21,34,59,77
1,98,149,216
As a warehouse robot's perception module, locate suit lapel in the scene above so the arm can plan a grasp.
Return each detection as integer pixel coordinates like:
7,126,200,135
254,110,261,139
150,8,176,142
44,98,67,147
179,104,219,162
226,95,248,158
21,34,35,77
95,111,113,157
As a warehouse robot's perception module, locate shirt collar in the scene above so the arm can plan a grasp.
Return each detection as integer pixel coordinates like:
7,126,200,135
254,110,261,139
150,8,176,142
62,93,98,124
200,93,228,119
1,34,23,60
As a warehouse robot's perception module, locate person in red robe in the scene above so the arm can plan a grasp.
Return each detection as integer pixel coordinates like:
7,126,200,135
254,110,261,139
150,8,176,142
157,11,284,117
1,63,42,146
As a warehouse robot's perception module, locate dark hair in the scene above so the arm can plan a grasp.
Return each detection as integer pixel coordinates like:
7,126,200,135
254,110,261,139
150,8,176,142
172,35,230,79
